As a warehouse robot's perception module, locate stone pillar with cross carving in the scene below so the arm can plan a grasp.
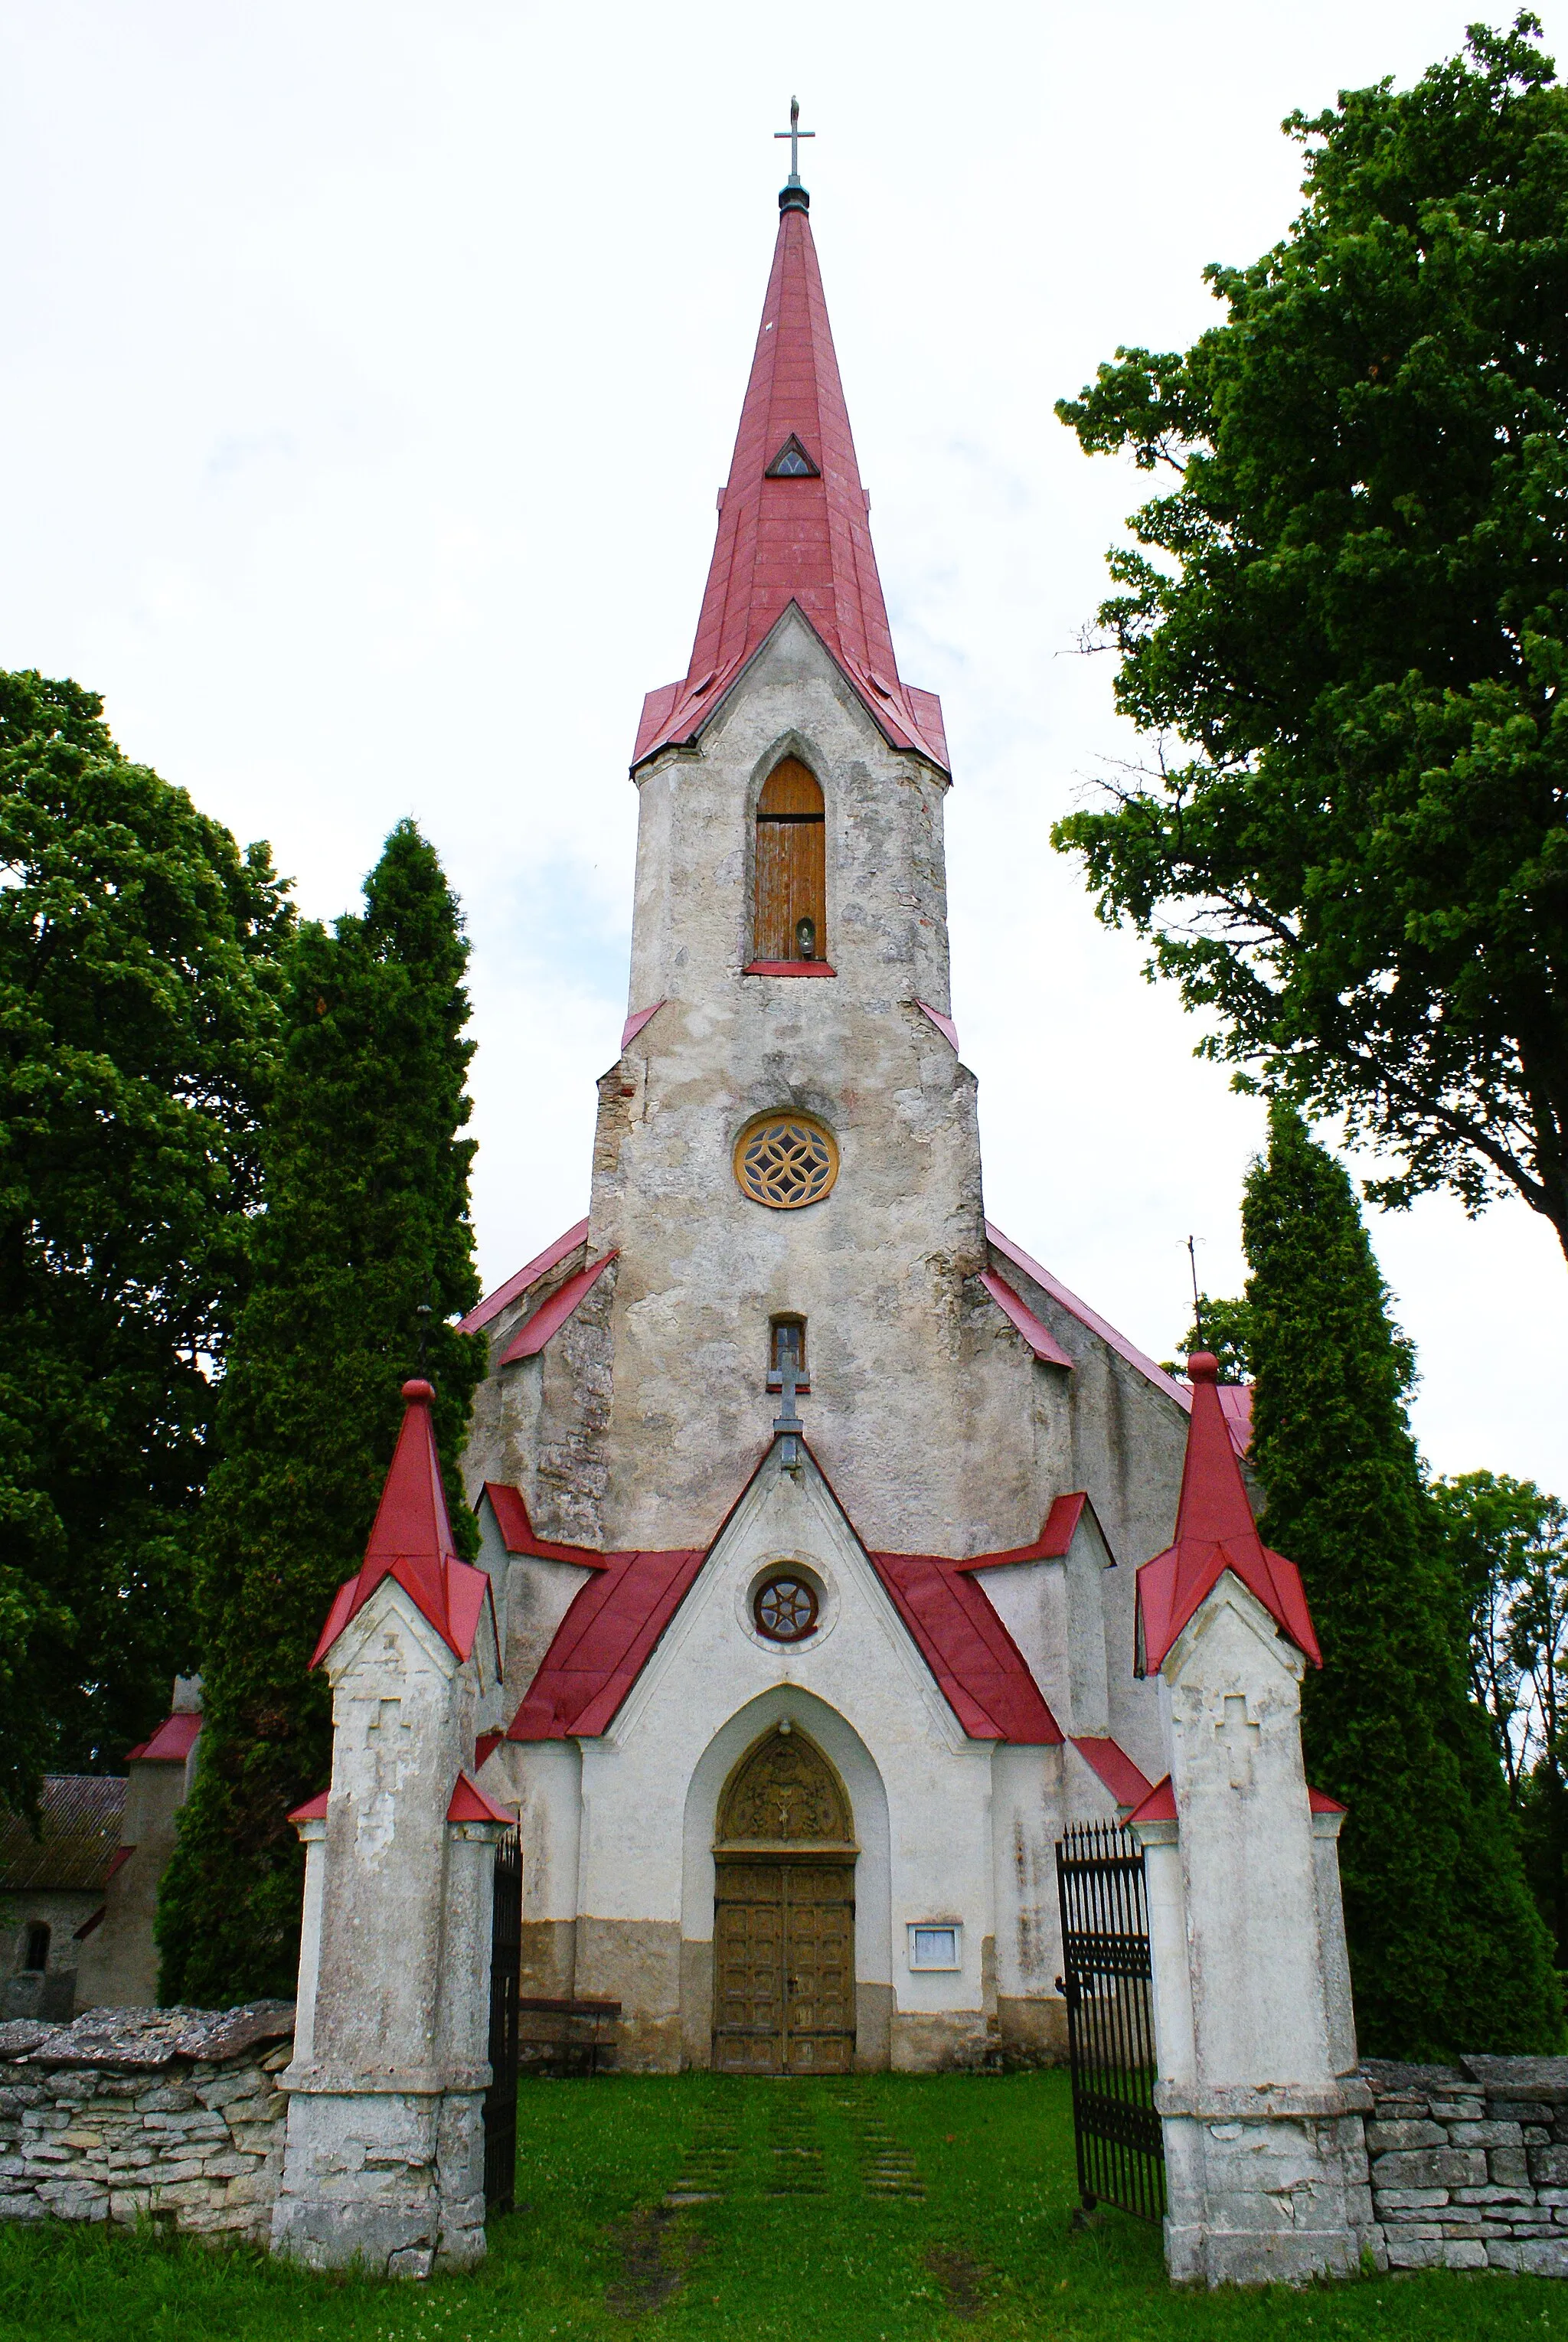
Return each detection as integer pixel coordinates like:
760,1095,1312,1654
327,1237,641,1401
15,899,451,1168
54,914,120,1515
271,1382,509,2278
1127,1356,1377,2286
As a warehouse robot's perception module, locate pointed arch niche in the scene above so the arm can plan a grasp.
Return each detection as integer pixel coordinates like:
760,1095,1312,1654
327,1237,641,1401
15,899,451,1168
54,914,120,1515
681,1691,891,2073
753,756,826,965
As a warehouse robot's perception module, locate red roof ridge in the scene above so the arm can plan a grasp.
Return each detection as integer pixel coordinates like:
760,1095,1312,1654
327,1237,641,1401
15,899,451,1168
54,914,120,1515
311,1380,496,1668
447,1772,514,1826
1135,1354,1320,1676
632,204,946,776
978,1269,1074,1370
498,1251,618,1366
461,1219,589,1335
1070,1736,1155,1811
480,1482,612,1568
1127,1774,1178,1827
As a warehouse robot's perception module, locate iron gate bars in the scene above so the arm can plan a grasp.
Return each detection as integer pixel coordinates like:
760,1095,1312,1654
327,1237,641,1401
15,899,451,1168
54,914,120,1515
1054,1820,1166,2224
483,1828,523,2213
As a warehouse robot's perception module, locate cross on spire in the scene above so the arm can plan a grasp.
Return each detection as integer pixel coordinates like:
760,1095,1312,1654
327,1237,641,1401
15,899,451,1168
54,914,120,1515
775,96,815,211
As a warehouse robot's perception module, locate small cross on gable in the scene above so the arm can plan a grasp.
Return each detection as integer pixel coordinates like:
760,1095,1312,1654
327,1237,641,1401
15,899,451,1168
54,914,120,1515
1216,1693,1260,1788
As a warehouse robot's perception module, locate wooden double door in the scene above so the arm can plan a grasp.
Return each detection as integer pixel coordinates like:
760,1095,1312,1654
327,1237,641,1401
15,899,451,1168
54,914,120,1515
713,1857,856,2073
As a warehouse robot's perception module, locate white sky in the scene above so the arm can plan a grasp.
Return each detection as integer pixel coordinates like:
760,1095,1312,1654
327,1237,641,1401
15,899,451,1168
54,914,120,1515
5,0,1564,1493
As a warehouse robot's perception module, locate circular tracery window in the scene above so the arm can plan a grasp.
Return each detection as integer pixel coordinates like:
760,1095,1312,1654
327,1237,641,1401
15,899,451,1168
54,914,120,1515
733,1114,839,1210
753,1573,820,1642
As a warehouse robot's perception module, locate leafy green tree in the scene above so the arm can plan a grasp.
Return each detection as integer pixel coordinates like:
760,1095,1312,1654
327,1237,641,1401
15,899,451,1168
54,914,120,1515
1161,1293,1255,1383
1054,17,1568,1263
1243,1103,1560,2052
0,670,289,1818
1433,1469,1568,1954
156,821,484,2005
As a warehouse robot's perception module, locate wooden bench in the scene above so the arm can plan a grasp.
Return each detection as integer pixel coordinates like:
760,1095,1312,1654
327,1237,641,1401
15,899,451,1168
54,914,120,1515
514,1995,622,2076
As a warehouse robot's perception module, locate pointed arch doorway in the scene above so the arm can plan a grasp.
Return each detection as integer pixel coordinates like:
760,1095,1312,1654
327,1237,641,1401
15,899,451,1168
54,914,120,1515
713,1724,857,2073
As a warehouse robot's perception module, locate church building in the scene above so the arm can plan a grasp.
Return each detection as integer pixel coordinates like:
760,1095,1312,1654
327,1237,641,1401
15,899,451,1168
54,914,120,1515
462,145,1250,2073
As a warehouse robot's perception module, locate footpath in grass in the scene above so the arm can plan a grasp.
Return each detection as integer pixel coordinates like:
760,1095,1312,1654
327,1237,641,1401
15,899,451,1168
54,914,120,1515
0,2070,1560,2341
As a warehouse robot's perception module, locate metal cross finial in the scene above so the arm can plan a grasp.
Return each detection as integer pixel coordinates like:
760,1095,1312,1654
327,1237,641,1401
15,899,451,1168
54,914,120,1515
774,95,815,185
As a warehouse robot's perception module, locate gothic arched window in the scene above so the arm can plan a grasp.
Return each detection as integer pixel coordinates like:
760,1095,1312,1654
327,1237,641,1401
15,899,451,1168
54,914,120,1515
753,758,825,964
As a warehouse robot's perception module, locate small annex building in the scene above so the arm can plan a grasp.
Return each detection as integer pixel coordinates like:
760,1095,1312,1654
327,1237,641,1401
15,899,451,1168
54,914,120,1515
458,159,1256,2074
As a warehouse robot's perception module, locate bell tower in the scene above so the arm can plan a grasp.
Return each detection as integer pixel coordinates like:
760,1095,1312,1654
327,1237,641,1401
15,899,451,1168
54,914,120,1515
476,136,1064,1560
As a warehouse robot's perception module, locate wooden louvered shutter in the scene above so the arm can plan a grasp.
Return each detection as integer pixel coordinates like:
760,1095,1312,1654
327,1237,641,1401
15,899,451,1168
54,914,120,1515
754,759,826,962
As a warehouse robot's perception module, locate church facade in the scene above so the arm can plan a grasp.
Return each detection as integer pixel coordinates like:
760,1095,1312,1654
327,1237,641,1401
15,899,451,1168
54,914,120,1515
461,163,1247,2073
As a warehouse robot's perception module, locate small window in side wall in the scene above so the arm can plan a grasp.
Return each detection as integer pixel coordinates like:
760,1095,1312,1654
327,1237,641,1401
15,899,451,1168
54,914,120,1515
21,1922,50,1973
908,1922,962,1971
768,1315,808,1391
754,759,826,962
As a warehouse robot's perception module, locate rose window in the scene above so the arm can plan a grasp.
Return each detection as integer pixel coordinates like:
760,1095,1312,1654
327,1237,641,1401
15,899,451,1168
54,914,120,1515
733,1115,838,1210
753,1574,820,1642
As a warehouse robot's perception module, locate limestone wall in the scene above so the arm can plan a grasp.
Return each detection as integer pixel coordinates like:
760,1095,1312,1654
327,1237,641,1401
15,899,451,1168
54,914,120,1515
1364,2056,1568,2275
0,2002,292,2239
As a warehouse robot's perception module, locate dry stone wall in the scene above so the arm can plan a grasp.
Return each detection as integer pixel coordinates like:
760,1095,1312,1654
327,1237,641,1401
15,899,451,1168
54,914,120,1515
0,2001,292,2241
1364,2056,1568,2275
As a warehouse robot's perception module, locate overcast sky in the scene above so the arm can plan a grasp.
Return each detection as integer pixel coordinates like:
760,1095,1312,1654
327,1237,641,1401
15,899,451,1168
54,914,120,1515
5,0,1565,1491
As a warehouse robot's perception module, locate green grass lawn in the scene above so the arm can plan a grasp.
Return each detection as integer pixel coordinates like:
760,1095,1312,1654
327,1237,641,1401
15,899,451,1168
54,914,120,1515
0,2071,1557,2340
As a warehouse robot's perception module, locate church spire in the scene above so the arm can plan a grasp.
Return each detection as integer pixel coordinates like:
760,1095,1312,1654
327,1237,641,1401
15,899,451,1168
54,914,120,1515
632,149,948,775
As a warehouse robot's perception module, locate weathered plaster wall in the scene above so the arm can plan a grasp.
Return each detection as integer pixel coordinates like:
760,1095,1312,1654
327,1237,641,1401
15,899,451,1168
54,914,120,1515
0,2004,292,2238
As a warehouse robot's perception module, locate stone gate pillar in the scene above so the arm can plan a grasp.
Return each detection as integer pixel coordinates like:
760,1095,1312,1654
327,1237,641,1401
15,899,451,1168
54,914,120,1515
1128,1355,1377,2286
270,1380,509,2277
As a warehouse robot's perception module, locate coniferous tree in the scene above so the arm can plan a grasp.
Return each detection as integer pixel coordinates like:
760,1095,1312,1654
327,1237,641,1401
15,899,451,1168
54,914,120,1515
1242,1102,1560,2054
157,821,483,2005
0,671,290,1816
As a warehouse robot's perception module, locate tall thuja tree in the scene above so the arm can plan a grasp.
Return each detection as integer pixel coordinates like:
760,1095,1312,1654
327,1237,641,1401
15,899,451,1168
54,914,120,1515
157,821,484,2005
1243,1102,1560,2053
0,670,289,1815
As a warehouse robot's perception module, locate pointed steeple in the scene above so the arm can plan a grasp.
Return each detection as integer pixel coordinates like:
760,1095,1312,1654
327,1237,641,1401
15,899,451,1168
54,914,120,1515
310,1379,493,1665
1134,1354,1321,1675
633,196,948,774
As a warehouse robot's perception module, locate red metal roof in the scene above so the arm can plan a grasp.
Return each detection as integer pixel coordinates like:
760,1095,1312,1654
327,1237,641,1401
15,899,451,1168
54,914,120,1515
508,1442,1061,1749
954,1492,1106,1573
509,1544,707,1740
1070,1736,1154,1809
978,1271,1075,1370
460,1219,589,1336
480,1481,610,1567
621,1002,665,1051
1309,1785,1348,1814
914,1001,959,1052
632,203,948,776
742,959,838,978
867,1550,1063,1743
498,1252,617,1367
1127,1774,1178,1826
311,1380,495,1668
1135,1354,1320,1676
447,1772,514,1825
137,1712,201,1762
288,1790,330,1825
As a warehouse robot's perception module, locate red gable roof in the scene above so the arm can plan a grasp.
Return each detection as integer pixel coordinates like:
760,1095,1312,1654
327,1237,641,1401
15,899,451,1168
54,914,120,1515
447,1772,514,1825
507,1441,1060,1749
632,200,947,776
312,1380,495,1668
498,1251,617,1366
1127,1774,1178,1826
481,1482,609,1567
459,1219,589,1337
135,1712,202,1763
954,1491,1110,1573
1135,1354,1319,1675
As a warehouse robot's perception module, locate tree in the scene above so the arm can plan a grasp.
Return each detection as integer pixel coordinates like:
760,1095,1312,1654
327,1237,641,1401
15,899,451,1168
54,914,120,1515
155,821,484,2005
0,670,289,1819
1053,18,1568,1262
1242,1102,1560,2053
1161,1293,1255,1383
1432,1468,1568,1955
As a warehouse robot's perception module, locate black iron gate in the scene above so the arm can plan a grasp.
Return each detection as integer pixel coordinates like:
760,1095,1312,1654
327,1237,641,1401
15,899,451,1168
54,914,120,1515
1054,1821,1165,2223
483,1828,522,2213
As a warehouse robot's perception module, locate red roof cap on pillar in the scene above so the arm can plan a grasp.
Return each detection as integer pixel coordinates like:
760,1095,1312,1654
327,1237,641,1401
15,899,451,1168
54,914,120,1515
632,188,948,776
311,1380,495,1667
1135,1354,1321,1675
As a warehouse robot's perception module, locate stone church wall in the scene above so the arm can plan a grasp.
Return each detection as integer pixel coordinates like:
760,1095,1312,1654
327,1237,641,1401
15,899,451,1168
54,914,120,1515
0,2003,292,2239
1364,2057,1568,2275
